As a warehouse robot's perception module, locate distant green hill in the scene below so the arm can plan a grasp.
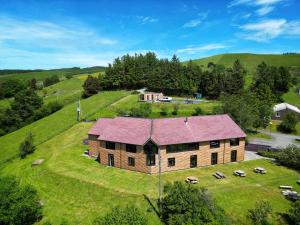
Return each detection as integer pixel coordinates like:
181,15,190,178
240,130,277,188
189,53,300,73
0,66,106,81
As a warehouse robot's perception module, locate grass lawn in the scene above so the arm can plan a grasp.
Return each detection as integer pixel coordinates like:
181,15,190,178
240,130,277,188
1,122,299,224
0,91,129,166
282,87,300,108
247,132,272,140
90,94,220,119
38,77,84,105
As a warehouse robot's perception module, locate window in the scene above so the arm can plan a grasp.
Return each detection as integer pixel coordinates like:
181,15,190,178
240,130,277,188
276,112,280,118
210,140,220,149
230,138,240,146
211,152,218,165
88,134,98,141
108,154,114,167
144,142,158,154
146,154,155,166
128,157,135,166
166,143,199,153
190,155,197,168
126,144,137,153
231,150,237,162
168,158,175,167
105,141,115,150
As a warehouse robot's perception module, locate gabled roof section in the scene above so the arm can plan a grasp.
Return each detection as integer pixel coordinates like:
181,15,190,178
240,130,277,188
88,115,246,146
273,103,300,114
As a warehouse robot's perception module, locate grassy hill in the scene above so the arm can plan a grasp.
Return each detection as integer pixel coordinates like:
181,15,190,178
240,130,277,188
189,53,300,73
0,66,106,81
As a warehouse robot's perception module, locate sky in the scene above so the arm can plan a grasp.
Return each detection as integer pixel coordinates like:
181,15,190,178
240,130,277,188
0,0,299,69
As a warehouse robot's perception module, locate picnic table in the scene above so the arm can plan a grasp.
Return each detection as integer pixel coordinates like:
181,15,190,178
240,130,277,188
279,185,293,190
233,170,246,177
213,171,226,179
254,167,266,174
185,176,198,184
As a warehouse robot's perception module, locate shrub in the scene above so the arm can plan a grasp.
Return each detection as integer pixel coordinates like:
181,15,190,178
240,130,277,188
93,206,147,225
248,201,272,225
160,181,229,225
65,74,73,79
276,145,300,170
172,104,179,115
278,112,298,133
289,201,300,225
0,176,42,225
192,107,203,116
19,132,35,159
160,105,168,116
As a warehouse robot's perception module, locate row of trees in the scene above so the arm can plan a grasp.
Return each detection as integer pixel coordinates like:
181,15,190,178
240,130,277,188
0,88,62,136
97,53,245,98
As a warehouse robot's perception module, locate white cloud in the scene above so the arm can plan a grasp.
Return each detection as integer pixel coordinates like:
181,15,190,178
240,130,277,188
183,19,202,28
228,0,285,16
137,16,158,24
239,19,300,42
255,6,274,16
177,43,229,54
183,11,208,28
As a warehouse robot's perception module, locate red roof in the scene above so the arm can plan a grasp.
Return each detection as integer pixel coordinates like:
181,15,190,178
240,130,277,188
88,115,246,146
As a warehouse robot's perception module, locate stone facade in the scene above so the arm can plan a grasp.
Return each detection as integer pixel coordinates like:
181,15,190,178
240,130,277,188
88,137,245,174
139,92,163,101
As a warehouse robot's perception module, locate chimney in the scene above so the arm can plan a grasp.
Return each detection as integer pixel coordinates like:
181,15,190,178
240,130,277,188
184,117,188,124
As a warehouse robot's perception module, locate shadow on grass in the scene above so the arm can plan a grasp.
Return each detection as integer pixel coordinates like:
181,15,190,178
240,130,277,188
143,194,161,219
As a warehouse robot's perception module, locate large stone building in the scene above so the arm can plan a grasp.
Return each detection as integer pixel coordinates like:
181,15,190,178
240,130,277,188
88,115,246,174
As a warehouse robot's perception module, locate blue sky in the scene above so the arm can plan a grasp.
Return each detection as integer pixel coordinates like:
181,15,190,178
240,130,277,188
0,0,299,69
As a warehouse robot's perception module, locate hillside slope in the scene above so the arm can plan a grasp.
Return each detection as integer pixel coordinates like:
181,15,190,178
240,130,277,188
189,53,300,73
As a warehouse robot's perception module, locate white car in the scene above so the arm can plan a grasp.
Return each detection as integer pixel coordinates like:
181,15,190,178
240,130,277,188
159,97,172,102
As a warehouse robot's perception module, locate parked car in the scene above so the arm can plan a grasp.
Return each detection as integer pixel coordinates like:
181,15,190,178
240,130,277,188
159,97,172,102
233,170,246,177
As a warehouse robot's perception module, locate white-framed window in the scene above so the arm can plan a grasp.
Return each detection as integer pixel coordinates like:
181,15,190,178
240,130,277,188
275,112,280,118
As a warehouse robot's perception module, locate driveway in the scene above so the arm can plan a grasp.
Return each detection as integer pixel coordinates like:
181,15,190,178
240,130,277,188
248,130,300,149
244,150,271,161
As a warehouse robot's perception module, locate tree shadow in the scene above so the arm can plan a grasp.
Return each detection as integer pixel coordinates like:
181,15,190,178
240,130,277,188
143,194,161,219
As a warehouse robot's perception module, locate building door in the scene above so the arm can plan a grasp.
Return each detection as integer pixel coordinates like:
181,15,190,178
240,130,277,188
108,154,114,167
231,150,237,162
211,152,218,165
190,155,197,168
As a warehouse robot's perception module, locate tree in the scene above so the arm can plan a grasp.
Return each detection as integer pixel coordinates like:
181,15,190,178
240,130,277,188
160,181,229,225
248,201,272,225
19,132,35,159
43,75,60,87
289,201,300,225
0,79,26,98
93,206,147,225
29,78,37,90
0,176,42,225
278,112,298,133
82,75,101,98
11,89,43,122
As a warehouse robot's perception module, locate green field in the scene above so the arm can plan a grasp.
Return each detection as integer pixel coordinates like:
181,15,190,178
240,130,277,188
282,87,300,108
0,121,299,224
0,90,129,165
38,76,84,105
190,53,300,73
91,94,220,119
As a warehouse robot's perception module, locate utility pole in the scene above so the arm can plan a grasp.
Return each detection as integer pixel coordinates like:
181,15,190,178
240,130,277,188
158,147,162,217
77,99,81,122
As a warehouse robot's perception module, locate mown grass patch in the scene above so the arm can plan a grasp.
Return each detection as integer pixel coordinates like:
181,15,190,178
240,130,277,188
90,94,220,119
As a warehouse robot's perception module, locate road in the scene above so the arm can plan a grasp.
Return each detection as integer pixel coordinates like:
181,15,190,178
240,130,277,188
248,130,300,148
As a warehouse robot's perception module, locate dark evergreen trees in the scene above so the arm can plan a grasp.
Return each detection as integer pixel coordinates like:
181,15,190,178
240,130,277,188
43,75,60,87
82,75,101,98
0,176,42,225
278,112,298,133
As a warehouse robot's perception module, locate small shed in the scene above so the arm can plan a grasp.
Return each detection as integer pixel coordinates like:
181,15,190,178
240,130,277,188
193,93,202,99
272,103,300,120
